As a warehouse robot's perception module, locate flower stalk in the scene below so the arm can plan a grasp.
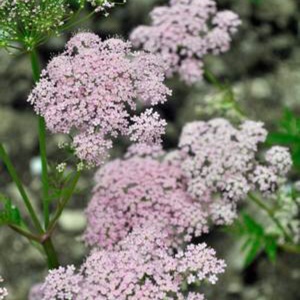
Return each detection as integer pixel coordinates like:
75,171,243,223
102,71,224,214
0,144,43,233
30,50,50,229
248,192,294,243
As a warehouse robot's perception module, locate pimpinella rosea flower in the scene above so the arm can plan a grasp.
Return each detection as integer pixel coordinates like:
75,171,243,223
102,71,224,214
0,276,8,300
84,148,208,249
28,33,171,166
0,1,121,50
130,0,241,85
37,226,225,300
178,118,292,225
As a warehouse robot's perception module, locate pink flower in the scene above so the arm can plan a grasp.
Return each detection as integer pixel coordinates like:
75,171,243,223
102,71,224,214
178,118,291,224
28,33,171,166
130,0,241,84
84,150,208,249
265,146,292,176
38,226,225,300
129,109,167,145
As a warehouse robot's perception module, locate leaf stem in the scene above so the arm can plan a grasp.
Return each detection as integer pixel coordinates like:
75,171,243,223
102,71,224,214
248,192,293,243
30,50,50,229
280,243,300,254
47,172,81,235
30,49,60,268
42,238,60,269
9,224,41,242
204,69,246,118
0,144,43,233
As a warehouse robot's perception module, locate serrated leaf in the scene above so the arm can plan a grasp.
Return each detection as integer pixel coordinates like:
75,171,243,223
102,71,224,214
241,236,253,252
267,133,300,145
0,196,21,226
227,219,245,236
242,214,264,237
264,236,277,263
244,238,262,267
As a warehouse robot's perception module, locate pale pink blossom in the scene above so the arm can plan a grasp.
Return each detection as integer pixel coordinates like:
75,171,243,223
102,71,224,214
38,226,225,300
28,33,171,166
130,0,241,84
265,146,292,176
84,152,208,249
178,118,291,224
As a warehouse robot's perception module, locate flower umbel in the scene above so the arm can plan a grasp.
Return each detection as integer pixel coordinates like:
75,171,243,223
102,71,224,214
84,149,208,249
38,226,225,300
178,118,292,225
28,33,171,166
130,0,241,84
0,0,121,50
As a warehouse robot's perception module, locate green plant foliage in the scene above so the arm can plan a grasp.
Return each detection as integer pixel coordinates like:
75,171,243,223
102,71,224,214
0,194,21,226
248,0,263,5
231,213,278,266
47,163,81,204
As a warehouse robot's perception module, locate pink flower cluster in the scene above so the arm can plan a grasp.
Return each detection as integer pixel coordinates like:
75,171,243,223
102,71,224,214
178,118,292,225
84,118,292,249
37,226,225,300
28,33,171,166
84,151,208,249
130,0,241,84
0,277,7,300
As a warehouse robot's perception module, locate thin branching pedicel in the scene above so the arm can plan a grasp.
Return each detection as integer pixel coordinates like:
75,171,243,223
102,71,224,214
0,0,121,51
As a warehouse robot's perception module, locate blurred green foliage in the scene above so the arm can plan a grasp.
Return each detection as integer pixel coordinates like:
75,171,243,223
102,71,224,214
231,213,278,267
0,194,21,227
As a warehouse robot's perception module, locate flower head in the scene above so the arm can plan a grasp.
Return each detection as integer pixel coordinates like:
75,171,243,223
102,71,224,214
178,118,291,224
28,33,171,166
39,225,225,300
265,146,292,176
130,0,241,84
84,148,208,249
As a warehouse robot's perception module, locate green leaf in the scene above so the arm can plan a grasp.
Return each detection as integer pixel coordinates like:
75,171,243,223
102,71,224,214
264,236,277,263
244,238,262,267
267,133,300,145
0,195,21,226
242,214,264,237
241,236,253,252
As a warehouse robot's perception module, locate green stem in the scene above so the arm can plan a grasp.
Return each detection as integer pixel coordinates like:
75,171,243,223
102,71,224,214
30,49,60,268
42,238,60,269
204,69,224,90
280,243,300,254
30,50,50,229
204,69,246,118
0,144,43,233
59,11,95,32
248,192,293,243
30,50,40,82
47,172,81,234
9,224,41,242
